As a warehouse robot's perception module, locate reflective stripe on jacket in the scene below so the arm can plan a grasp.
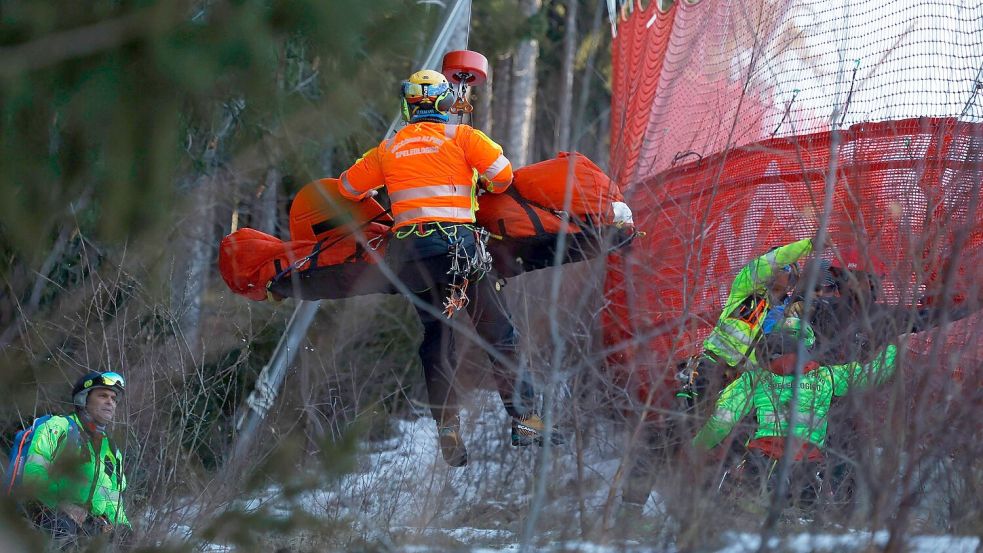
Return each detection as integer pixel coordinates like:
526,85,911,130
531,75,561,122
692,345,898,451
22,413,129,527
703,238,814,367
338,122,513,229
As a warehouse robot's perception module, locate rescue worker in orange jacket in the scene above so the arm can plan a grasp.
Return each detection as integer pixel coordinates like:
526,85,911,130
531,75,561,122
338,69,545,467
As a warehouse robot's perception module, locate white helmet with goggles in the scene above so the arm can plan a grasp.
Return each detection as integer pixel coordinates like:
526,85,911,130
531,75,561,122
72,370,125,407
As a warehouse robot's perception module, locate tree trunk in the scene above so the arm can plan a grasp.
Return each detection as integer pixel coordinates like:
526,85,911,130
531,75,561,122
255,166,280,236
554,0,578,153
475,64,493,134
506,0,542,167
170,98,244,352
172,176,216,351
320,134,335,177
492,54,513,143
572,0,605,153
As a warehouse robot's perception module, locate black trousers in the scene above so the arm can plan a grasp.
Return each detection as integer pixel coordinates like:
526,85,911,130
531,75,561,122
28,505,127,551
387,225,535,425
623,354,738,507
720,449,827,509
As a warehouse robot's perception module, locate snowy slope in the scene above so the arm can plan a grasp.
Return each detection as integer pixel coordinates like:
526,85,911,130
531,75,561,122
183,392,980,552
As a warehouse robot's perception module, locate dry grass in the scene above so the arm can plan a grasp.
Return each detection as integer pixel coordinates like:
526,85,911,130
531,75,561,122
0,227,981,553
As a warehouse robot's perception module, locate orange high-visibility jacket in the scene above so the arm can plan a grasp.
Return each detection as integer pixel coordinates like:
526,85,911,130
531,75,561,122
338,122,513,229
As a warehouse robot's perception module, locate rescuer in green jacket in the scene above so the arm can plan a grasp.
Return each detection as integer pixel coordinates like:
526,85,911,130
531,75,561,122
22,371,129,548
692,318,898,505
679,237,816,403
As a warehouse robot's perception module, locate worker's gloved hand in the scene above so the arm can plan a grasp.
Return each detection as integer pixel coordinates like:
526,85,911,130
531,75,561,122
476,175,493,193
675,362,707,409
366,189,379,199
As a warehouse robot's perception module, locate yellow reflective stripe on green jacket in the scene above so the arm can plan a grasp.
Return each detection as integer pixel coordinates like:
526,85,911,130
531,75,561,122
22,413,129,527
704,318,759,367
24,452,50,469
694,345,898,451
704,238,814,366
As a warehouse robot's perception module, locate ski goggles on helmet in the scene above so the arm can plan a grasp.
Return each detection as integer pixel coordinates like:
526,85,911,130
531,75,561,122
401,80,450,104
84,371,126,392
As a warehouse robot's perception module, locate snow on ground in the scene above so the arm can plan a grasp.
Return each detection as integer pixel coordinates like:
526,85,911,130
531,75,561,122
183,392,980,552
297,391,642,540
715,531,980,553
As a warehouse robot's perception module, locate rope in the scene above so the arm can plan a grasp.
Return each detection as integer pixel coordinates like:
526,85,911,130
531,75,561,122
771,89,800,137
444,225,492,317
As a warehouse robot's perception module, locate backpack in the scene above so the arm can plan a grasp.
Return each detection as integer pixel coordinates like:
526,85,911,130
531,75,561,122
5,415,81,496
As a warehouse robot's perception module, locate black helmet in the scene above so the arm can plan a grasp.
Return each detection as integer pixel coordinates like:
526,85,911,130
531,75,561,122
759,318,817,361
72,371,125,407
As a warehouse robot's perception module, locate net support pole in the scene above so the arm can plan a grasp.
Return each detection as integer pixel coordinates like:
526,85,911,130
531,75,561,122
230,0,473,466
232,299,320,461
383,0,471,139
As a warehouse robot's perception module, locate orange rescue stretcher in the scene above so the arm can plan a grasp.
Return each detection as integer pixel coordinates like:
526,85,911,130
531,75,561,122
218,152,635,301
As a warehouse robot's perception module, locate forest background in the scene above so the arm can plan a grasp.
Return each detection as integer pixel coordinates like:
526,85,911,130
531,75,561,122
4,1,981,552
0,0,625,550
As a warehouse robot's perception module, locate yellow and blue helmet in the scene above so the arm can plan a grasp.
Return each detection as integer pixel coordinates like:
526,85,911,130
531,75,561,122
400,69,455,123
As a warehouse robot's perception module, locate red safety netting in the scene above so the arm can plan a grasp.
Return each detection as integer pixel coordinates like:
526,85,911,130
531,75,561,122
604,1,983,410
603,117,983,405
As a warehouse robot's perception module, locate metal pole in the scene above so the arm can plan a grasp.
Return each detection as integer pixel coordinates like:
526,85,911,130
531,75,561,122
383,0,470,139
231,0,473,463
232,300,320,459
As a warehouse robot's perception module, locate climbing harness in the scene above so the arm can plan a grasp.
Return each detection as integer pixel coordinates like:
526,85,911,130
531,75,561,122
443,278,470,317
393,221,492,318
444,224,493,317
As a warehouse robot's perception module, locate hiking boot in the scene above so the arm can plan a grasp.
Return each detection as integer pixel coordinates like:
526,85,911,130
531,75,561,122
511,413,565,446
437,423,468,467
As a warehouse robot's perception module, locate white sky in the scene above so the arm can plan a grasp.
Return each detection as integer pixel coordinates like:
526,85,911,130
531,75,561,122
766,0,983,134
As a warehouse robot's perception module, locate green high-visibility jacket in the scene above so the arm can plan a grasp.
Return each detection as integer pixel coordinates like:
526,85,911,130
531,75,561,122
693,345,898,451
22,413,129,527
703,238,814,367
